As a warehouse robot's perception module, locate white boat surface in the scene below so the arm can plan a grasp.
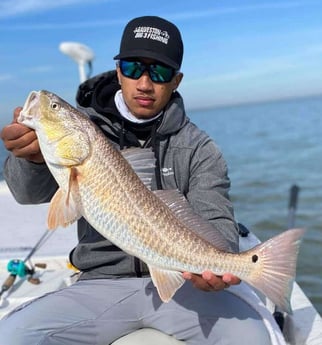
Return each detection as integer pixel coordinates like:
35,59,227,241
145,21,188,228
0,180,321,344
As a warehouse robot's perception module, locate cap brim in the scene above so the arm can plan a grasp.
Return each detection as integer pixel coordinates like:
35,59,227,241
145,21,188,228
114,50,179,70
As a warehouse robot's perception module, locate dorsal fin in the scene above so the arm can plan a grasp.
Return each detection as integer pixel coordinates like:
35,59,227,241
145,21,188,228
153,189,231,252
121,148,155,189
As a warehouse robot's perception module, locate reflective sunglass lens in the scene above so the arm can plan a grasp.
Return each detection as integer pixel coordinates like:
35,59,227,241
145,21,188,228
150,64,174,82
120,61,143,79
119,60,175,83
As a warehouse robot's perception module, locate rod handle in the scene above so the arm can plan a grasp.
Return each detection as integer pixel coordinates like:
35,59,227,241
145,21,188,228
2,274,16,292
289,184,300,210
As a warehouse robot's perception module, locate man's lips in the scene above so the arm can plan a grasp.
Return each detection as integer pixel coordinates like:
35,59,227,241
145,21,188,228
134,96,155,107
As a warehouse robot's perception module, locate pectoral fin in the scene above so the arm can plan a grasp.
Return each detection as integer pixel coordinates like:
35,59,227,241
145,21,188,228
47,167,82,229
148,265,185,302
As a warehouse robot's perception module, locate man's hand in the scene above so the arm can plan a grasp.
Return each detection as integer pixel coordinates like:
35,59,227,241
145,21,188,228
183,271,240,292
0,107,44,163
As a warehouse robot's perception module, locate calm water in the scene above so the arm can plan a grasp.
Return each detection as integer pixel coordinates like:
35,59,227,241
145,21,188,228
0,95,321,315
189,96,322,315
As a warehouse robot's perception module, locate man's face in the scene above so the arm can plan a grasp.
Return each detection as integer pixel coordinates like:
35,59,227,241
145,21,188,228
116,58,183,119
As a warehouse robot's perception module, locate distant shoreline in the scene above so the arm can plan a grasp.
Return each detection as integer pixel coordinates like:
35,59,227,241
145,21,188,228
187,92,322,113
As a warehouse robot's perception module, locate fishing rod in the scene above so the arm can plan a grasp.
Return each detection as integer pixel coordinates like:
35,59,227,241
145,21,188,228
0,229,54,301
287,184,300,229
273,184,300,331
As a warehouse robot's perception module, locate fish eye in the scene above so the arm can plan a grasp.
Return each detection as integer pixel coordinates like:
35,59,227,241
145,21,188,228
51,102,60,111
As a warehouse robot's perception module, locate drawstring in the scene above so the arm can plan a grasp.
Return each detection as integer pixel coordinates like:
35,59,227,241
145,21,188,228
119,120,125,150
150,120,158,149
150,118,163,190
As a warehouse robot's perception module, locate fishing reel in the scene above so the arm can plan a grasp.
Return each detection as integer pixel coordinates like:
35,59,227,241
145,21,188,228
1,229,53,300
0,259,48,300
6,259,47,285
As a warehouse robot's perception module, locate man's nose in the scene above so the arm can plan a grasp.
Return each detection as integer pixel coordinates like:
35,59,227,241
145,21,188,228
136,71,153,90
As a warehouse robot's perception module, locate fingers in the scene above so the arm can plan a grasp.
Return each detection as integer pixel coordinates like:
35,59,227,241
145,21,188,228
2,124,36,149
3,129,44,162
222,273,241,286
201,271,230,291
1,107,26,144
182,271,224,291
10,134,40,158
183,271,241,292
13,107,23,123
1,123,31,142
0,109,44,163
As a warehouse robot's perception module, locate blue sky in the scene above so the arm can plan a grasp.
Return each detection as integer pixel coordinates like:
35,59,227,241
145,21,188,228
1,0,322,119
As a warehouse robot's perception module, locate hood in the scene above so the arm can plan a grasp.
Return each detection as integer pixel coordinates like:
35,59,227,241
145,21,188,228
76,70,120,117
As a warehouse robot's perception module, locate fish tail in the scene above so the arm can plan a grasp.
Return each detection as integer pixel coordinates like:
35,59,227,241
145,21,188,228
244,228,305,314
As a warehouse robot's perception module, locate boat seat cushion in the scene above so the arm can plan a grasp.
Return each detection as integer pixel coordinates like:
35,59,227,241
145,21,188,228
111,328,185,344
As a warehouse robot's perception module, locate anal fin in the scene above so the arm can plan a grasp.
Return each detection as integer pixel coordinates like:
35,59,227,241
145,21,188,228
148,265,185,302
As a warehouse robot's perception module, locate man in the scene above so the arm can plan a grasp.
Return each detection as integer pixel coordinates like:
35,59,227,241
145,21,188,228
0,16,273,345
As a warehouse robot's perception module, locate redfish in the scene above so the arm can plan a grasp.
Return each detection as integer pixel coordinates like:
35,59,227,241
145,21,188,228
18,90,305,313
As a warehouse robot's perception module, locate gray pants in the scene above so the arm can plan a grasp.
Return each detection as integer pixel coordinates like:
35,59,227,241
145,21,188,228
0,278,272,345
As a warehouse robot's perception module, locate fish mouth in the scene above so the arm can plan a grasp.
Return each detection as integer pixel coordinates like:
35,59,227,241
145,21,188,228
18,90,41,124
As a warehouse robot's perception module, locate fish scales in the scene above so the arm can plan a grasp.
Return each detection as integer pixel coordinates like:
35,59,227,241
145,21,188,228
81,138,205,267
74,132,195,265
17,90,305,313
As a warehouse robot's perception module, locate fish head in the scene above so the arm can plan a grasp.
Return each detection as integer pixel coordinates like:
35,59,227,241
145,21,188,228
19,90,76,135
18,90,42,129
18,90,91,167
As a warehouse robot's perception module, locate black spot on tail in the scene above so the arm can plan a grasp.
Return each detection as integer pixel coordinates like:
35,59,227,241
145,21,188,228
252,254,258,263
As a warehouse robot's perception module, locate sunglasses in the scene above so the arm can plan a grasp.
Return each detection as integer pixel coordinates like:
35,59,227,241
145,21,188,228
118,60,177,83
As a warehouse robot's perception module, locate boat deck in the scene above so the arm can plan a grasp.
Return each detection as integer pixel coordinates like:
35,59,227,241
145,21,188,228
1,182,321,344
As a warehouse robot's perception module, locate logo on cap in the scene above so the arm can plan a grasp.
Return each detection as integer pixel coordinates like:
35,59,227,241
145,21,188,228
133,26,170,45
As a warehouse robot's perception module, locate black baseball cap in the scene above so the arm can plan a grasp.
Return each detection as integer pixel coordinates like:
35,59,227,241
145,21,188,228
114,16,183,70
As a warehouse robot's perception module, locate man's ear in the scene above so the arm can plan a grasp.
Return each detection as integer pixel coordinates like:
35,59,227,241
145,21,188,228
116,67,122,85
173,72,183,90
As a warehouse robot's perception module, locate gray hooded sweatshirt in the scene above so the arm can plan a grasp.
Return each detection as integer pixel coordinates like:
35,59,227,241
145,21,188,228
4,71,239,280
